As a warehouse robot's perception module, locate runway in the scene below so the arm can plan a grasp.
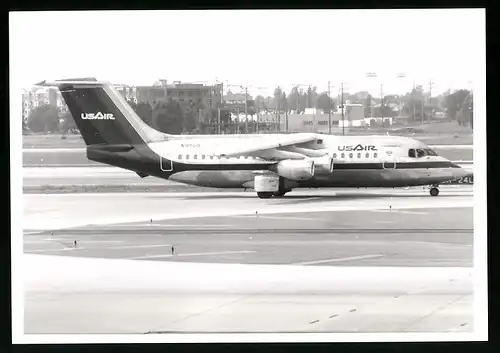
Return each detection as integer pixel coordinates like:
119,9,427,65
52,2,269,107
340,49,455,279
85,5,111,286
21,186,475,335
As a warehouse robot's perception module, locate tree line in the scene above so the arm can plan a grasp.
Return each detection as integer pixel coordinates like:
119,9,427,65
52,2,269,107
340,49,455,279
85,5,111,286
24,86,474,135
254,85,336,114
24,97,257,135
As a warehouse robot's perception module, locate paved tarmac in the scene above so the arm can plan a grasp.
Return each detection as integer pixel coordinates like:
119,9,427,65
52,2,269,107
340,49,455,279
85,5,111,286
20,187,478,337
24,206,472,267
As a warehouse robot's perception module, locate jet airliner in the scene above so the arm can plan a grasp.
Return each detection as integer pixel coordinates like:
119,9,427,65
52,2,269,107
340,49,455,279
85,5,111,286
35,78,471,198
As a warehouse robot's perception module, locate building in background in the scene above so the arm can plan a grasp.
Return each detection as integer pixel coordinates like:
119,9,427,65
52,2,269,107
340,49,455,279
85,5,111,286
21,87,67,123
278,103,366,133
132,80,223,123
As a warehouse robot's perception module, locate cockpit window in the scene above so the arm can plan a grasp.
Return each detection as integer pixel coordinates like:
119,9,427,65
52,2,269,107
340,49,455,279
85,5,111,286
416,149,426,158
425,148,438,156
408,149,416,158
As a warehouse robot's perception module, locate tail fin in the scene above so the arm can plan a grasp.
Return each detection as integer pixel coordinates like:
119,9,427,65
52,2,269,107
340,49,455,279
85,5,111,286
35,78,167,146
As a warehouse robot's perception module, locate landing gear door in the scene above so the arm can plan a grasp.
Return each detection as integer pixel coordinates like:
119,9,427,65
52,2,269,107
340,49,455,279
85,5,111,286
160,157,173,172
383,161,396,170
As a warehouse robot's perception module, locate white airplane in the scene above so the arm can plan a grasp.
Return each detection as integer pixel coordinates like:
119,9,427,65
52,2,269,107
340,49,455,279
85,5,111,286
36,78,471,198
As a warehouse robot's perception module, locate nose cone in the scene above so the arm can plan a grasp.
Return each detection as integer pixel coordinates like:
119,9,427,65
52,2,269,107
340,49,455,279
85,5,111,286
451,162,473,180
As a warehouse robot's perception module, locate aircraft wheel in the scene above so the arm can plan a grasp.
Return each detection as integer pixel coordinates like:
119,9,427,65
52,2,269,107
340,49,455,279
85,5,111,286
430,187,440,196
257,192,274,199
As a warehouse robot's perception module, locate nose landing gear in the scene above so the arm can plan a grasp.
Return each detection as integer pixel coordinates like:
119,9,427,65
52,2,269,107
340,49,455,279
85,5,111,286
429,186,440,196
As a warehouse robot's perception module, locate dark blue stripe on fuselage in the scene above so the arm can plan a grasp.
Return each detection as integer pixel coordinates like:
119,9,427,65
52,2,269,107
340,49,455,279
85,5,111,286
332,161,460,170
170,160,460,171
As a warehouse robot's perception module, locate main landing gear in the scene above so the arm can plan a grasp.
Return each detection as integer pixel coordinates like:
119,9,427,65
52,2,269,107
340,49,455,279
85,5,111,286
257,190,290,199
257,192,274,199
429,185,440,196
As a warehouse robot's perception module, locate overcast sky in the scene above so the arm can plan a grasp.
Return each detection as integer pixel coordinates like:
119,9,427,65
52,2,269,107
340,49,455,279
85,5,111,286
10,9,484,97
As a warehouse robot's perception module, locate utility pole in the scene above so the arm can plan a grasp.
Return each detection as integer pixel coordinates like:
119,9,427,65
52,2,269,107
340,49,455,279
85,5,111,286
380,84,384,121
328,80,331,134
256,107,259,134
277,87,281,133
428,80,434,120
217,107,221,135
237,107,240,134
421,99,424,124
412,79,416,123
244,86,248,134
285,99,289,133
341,82,345,136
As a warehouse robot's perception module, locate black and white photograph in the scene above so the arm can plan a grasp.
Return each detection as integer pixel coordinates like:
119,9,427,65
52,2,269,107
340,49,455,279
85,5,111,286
9,9,487,343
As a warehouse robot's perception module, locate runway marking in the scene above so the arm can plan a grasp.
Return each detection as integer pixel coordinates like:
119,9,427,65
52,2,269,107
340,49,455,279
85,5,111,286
141,224,236,227
369,210,429,215
26,244,173,253
228,215,316,221
35,238,124,243
100,244,173,250
24,237,65,242
28,247,78,252
282,197,322,202
291,254,385,266
128,250,256,260
67,240,125,243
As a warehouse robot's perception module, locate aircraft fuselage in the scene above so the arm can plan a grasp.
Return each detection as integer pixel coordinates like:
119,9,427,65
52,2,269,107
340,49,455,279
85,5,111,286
87,133,469,189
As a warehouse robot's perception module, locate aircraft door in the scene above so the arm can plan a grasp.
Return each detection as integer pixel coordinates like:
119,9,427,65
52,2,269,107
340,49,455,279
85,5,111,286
382,148,396,170
160,157,173,171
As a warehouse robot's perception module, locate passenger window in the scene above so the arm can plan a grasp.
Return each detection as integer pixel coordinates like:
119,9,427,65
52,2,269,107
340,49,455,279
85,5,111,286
178,154,182,159
186,154,190,160
245,156,248,159
408,149,416,158
194,154,198,160
202,155,206,160
357,153,361,158
333,153,337,158
349,153,353,158
416,149,426,158
374,153,378,158
341,153,345,158
365,153,369,158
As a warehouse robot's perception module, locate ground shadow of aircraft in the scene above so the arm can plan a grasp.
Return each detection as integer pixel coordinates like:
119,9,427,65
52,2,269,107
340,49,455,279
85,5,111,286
163,190,464,202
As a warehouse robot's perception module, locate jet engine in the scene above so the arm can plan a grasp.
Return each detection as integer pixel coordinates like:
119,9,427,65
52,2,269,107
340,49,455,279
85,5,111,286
271,159,315,181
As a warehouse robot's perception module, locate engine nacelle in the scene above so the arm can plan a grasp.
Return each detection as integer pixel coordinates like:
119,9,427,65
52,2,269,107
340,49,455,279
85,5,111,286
314,156,334,174
254,174,280,192
271,159,315,181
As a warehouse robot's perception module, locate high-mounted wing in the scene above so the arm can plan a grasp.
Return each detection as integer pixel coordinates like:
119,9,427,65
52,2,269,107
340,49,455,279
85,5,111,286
216,133,327,160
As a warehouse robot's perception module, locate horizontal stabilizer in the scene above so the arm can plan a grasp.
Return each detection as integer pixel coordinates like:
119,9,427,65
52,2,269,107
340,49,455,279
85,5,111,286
87,144,134,153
